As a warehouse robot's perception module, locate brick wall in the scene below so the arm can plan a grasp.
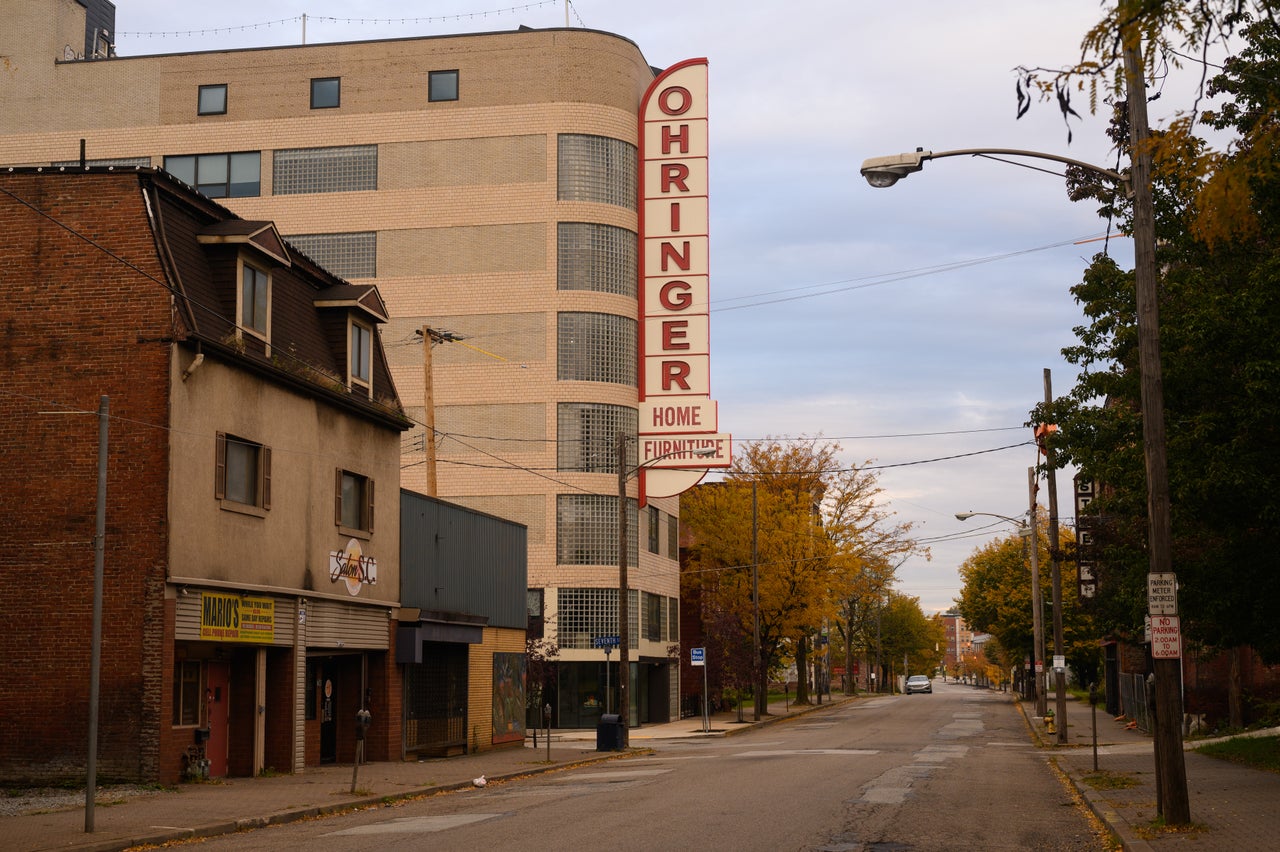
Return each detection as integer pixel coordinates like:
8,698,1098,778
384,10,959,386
0,172,172,784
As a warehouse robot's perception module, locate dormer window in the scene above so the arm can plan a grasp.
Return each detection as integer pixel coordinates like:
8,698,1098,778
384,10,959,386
241,261,270,338
350,319,372,394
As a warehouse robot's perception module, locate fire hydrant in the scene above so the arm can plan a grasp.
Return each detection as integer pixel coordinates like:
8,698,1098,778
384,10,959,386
1045,709,1056,735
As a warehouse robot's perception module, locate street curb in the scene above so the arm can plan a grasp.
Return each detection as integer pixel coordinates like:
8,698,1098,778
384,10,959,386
51,702,858,852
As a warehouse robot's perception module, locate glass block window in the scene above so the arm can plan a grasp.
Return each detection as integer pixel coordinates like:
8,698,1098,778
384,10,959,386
667,512,679,559
429,69,459,102
557,403,636,473
198,84,227,115
285,232,377,279
557,223,637,296
556,587,617,650
557,312,636,386
557,134,637,210
273,145,377,195
164,152,260,198
557,494,636,566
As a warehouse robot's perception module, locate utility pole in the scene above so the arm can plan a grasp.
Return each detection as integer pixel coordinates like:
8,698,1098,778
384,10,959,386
1044,369,1068,744
1122,10,1189,823
752,481,763,720
85,395,108,833
616,431,630,748
1028,467,1047,718
421,324,438,495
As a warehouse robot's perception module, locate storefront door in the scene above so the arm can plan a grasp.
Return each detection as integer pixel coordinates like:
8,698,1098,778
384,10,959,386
206,661,230,778
320,666,337,764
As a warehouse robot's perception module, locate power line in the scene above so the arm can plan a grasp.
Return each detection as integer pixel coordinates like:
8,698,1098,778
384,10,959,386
115,3,561,40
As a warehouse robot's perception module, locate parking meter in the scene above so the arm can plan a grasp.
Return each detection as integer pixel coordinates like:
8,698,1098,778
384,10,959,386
356,708,372,740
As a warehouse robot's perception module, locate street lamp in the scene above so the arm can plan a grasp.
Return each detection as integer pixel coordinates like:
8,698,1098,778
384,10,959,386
860,148,1130,193
956,501,1047,716
866,76,1191,818
616,432,715,749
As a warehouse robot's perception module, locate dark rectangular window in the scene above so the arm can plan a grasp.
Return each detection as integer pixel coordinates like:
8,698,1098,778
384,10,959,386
647,506,660,554
337,469,374,533
645,593,662,641
216,432,271,510
429,70,459,102
198,84,227,115
173,661,202,726
164,152,261,198
311,77,340,109
350,321,372,386
241,263,268,335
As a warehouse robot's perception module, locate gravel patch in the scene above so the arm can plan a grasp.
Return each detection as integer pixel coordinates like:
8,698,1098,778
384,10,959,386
0,785,171,817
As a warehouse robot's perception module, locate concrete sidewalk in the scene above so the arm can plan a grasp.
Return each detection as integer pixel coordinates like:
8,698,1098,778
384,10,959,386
1029,696,1280,851
4,698,831,852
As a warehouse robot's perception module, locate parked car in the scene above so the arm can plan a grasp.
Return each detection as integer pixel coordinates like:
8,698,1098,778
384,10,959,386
905,675,933,694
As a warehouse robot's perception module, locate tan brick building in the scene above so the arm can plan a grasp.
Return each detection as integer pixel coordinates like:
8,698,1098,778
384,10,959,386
3,0,688,731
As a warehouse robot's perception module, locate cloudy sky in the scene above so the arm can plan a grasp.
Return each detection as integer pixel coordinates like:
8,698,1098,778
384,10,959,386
111,1,1189,613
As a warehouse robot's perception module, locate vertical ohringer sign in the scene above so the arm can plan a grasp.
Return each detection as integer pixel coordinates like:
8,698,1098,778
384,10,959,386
639,57,731,504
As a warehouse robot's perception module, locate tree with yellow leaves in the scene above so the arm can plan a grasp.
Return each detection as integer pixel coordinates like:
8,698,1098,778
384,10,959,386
680,437,919,709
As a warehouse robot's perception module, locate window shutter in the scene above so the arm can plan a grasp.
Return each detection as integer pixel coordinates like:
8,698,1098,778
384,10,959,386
261,446,272,510
367,478,375,533
335,469,344,526
214,432,227,499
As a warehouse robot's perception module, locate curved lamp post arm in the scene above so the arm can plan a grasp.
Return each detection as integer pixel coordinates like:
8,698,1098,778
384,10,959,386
955,510,1028,529
860,148,1130,195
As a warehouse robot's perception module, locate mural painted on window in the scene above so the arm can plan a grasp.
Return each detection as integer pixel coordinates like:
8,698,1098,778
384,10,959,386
492,652,526,745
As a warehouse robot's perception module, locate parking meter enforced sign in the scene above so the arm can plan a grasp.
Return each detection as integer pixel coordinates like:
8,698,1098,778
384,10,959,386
1148,573,1177,616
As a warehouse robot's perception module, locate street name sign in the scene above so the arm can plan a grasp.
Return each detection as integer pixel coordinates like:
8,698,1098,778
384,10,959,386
592,635,620,648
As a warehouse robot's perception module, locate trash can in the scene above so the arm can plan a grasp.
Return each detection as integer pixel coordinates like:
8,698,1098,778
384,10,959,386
596,713,621,751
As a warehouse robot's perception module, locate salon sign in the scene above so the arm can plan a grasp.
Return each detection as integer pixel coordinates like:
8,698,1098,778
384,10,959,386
330,538,377,596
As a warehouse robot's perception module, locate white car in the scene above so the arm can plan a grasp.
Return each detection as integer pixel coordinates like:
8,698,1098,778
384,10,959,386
905,675,933,694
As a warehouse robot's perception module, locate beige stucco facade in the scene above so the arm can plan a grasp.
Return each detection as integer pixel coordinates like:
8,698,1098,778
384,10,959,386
167,348,401,602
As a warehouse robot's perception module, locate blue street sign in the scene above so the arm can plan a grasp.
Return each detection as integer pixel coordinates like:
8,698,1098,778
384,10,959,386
592,635,620,648
691,647,705,666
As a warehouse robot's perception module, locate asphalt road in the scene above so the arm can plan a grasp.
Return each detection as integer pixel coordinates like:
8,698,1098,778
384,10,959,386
194,682,1108,851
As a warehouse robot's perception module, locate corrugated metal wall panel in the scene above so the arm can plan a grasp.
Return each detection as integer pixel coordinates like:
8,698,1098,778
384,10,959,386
306,599,390,649
400,490,528,628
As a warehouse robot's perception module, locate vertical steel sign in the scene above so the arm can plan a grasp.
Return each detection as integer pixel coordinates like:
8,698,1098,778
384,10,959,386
638,58,731,503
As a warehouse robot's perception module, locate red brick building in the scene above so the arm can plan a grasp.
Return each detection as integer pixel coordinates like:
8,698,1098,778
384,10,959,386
0,168,408,784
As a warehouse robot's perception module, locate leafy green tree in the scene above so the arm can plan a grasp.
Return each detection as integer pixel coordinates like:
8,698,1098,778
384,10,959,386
1034,11,1280,666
